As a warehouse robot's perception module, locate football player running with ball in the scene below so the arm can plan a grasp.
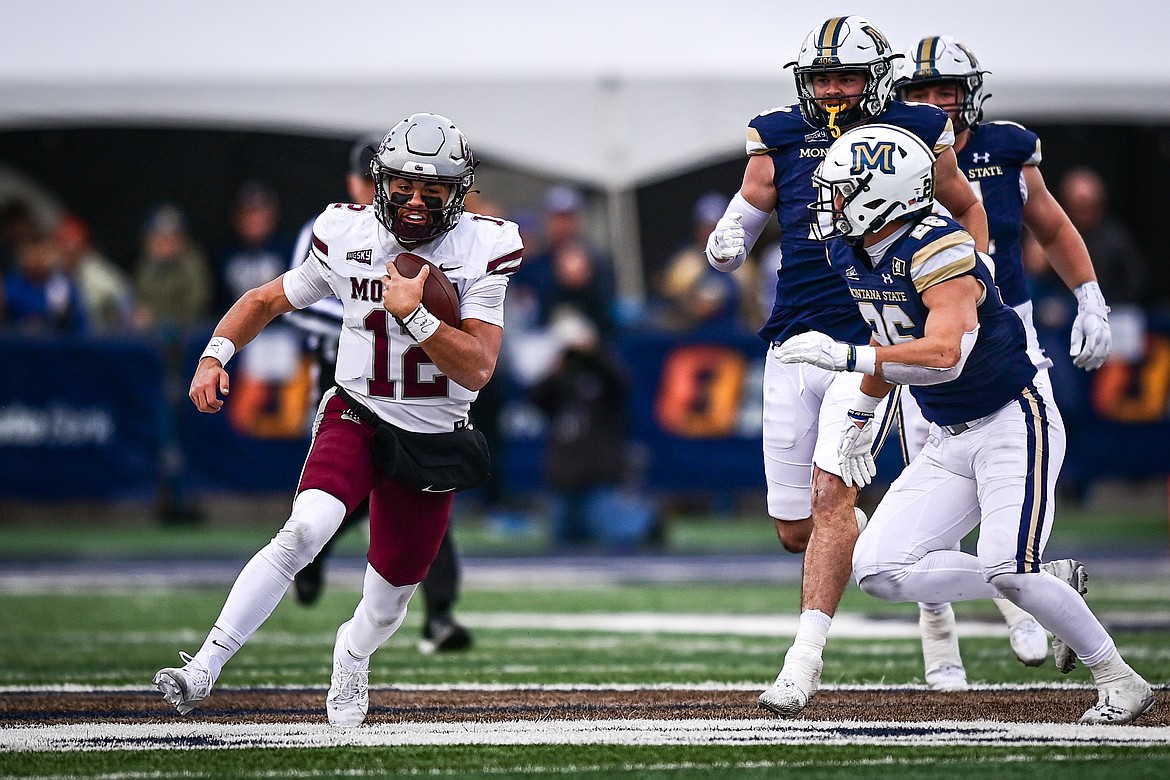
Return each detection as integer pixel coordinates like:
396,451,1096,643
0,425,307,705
774,123,1153,725
154,113,523,727
889,35,1113,687
705,15,1009,716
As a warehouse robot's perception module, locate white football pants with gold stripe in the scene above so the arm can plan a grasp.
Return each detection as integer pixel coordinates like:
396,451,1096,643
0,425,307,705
853,381,1116,666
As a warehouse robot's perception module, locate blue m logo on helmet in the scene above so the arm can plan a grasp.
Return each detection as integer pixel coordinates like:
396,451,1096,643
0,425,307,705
850,141,897,174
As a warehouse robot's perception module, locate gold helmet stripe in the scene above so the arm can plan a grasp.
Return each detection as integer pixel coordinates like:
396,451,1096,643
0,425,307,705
817,17,847,59
915,36,941,77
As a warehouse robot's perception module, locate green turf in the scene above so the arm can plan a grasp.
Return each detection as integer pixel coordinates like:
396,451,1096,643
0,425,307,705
0,504,1165,559
4,744,1170,779
2,583,1167,689
2,507,1167,778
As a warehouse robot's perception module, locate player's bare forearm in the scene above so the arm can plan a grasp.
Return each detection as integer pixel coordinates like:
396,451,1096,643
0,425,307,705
1022,169,1098,290
213,278,297,353
418,319,502,392
188,277,295,413
859,371,894,400
874,277,980,371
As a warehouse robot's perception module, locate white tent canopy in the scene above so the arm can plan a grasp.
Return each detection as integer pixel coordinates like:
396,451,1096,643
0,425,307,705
3,0,1170,189
4,1,1169,297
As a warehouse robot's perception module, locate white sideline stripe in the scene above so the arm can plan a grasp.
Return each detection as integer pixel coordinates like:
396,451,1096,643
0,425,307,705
469,612,1014,638
5,719,1170,752
3,681,1137,694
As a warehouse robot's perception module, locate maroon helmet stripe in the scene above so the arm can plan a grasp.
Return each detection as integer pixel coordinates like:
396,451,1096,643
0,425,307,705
487,249,523,275
311,234,328,255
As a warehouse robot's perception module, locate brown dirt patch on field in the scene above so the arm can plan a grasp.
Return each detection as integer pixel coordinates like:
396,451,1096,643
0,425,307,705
3,689,1167,727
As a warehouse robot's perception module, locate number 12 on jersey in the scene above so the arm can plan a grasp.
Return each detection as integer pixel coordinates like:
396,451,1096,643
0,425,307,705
363,310,450,399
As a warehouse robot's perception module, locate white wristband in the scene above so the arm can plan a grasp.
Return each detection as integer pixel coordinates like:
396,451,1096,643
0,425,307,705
1074,280,1109,313
849,390,884,416
200,336,236,366
402,303,441,342
848,345,877,375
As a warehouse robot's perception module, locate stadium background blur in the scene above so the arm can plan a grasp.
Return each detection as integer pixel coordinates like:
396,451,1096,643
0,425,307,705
2,1,1169,540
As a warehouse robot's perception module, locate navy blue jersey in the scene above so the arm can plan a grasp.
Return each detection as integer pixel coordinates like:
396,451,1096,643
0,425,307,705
827,213,1036,426
750,100,954,344
955,121,1042,308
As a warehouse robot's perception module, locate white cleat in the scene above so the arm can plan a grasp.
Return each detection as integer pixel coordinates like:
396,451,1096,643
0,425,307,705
1042,559,1088,673
758,652,822,717
153,652,212,715
1081,673,1155,725
1007,617,1049,667
925,664,969,692
920,604,968,692
327,621,370,728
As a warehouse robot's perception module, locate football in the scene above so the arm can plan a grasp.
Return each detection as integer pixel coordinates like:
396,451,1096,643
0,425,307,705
393,252,462,328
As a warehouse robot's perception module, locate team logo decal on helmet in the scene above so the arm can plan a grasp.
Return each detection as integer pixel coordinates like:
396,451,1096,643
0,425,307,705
372,113,476,244
810,124,936,243
892,36,990,131
787,16,899,138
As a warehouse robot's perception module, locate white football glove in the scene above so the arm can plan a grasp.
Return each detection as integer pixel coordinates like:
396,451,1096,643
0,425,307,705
705,212,746,271
1070,281,1111,371
774,331,851,372
838,413,877,489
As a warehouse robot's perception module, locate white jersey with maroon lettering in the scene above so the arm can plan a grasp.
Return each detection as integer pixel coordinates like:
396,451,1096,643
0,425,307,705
282,203,522,433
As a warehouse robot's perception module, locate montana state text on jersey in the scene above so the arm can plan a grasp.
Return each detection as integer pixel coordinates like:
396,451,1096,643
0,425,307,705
288,203,522,433
749,100,955,345
826,213,1035,426
954,120,1042,308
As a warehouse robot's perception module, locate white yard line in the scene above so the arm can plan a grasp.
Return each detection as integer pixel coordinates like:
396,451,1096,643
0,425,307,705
5,718,1169,753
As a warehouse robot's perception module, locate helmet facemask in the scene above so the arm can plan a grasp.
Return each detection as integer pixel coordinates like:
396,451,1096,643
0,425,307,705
787,16,898,137
371,113,476,245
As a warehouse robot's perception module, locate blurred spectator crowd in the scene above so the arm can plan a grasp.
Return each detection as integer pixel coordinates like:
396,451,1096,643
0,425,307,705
0,165,1163,541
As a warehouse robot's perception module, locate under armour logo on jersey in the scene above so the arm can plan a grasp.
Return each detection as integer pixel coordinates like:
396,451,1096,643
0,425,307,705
346,249,373,266
882,273,894,285
341,408,361,424
845,266,860,280
972,152,990,163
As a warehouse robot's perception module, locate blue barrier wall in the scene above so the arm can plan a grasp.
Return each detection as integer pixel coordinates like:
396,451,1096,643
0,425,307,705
3,317,1169,502
0,335,165,500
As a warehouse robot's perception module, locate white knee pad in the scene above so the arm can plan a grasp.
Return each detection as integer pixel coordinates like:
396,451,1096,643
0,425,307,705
262,489,347,577
988,571,1033,602
857,569,907,602
359,565,418,628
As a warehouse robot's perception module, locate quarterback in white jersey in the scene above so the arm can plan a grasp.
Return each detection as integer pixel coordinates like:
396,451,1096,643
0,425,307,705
287,200,520,433
154,113,521,728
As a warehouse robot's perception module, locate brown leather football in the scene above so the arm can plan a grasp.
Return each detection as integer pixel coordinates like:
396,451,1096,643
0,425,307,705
393,252,461,328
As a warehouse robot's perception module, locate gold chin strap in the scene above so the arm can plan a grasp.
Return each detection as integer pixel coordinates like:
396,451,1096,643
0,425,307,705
824,101,847,138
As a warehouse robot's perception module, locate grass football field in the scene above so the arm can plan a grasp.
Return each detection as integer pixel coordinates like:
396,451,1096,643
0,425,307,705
1,506,1168,778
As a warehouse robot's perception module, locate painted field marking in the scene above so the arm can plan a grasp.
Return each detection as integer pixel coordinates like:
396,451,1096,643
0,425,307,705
5,717,1170,753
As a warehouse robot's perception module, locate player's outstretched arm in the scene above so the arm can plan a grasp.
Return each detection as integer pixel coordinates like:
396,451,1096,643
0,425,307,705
189,276,296,413
1020,166,1111,371
934,147,989,254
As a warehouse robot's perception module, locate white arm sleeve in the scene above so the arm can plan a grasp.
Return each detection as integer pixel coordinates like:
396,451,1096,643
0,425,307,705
880,325,979,385
728,191,771,256
282,256,334,310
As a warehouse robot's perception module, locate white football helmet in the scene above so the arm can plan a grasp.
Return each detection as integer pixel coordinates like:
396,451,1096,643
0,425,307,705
810,124,936,242
892,36,990,131
786,16,898,136
372,113,476,243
